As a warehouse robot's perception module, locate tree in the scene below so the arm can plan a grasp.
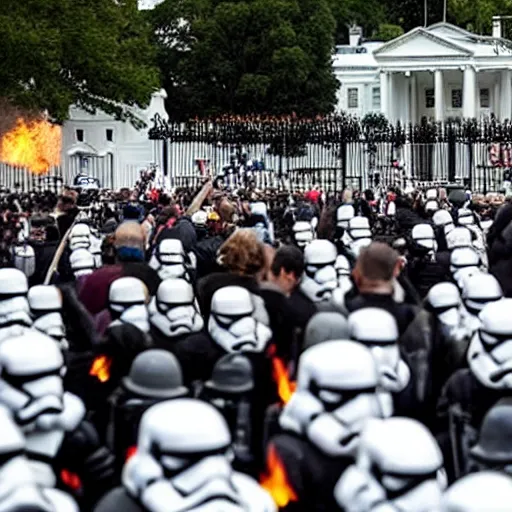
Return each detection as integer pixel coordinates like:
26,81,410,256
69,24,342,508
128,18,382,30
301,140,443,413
151,0,338,120
0,0,160,125
373,24,404,41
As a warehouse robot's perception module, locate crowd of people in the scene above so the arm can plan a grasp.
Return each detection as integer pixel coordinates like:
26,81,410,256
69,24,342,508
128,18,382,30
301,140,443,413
0,175,510,511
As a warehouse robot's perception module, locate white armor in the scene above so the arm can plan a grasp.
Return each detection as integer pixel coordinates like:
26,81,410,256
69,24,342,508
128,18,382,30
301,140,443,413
109,277,150,333
426,189,437,200
337,205,355,229
411,224,436,251
28,286,68,350
432,210,454,234
426,283,466,342
348,308,411,393
436,471,512,512
300,240,338,303
0,269,32,343
149,239,191,281
335,255,353,295
467,299,512,389
292,221,315,248
457,208,474,226
123,399,276,512
89,234,103,268
0,406,78,512
343,217,372,258
0,331,85,489
150,279,204,338
208,286,272,353
449,247,480,289
68,224,91,252
69,249,95,279
445,227,472,250
12,245,36,278
279,340,393,458
334,417,446,512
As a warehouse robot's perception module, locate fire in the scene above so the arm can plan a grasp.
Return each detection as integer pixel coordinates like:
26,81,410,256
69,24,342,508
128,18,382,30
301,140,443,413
126,446,137,461
0,118,61,175
260,444,298,507
271,355,296,405
89,355,112,383
60,469,82,491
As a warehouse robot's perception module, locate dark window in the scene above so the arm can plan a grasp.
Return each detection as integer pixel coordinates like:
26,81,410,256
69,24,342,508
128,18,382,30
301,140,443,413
425,88,435,108
348,88,359,108
480,88,490,108
76,129,84,142
106,129,114,142
452,89,462,109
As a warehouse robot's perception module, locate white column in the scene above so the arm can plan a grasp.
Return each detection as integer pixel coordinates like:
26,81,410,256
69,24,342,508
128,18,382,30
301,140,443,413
434,70,444,121
500,69,512,120
388,72,396,123
411,73,418,125
463,66,476,118
404,74,411,125
494,80,500,116
380,71,389,118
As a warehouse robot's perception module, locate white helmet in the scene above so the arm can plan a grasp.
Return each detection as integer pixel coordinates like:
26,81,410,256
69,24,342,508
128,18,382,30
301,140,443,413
292,221,315,248
69,248,95,278
12,245,36,278
432,210,454,232
300,240,338,303
149,239,189,281
109,277,149,333
0,269,31,333
412,223,436,251
446,227,472,250
69,223,91,251
337,205,355,229
462,272,503,316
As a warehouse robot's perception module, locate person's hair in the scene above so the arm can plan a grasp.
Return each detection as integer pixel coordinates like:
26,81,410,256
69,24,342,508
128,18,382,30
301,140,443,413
114,222,145,251
218,228,266,276
357,242,399,281
271,244,305,278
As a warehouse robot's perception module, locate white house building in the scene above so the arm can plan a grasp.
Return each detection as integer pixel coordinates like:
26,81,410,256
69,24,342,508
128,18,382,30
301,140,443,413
334,20,512,123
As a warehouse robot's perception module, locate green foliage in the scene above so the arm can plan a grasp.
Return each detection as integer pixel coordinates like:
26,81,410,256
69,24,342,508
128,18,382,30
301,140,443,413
151,0,338,120
0,0,160,124
373,24,404,41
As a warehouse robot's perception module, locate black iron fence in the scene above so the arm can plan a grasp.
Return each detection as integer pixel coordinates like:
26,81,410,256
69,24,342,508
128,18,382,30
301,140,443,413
149,115,512,193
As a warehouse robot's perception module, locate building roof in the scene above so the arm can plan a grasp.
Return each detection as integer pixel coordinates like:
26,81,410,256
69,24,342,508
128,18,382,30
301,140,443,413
333,42,384,70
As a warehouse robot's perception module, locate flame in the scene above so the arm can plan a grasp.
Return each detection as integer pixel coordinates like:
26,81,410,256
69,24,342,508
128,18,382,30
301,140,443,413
126,446,137,461
260,444,298,507
0,118,61,175
271,355,296,405
89,355,112,383
60,469,82,491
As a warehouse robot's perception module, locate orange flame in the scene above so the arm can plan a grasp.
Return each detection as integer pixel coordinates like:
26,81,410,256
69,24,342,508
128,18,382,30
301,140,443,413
0,118,61,175
260,444,298,508
271,356,296,405
89,355,112,383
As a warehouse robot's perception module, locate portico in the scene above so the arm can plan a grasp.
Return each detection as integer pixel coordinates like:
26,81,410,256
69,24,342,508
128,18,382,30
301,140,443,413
374,23,512,123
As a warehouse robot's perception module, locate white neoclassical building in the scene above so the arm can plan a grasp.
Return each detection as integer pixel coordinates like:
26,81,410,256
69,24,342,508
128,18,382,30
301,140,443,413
333,21,512,123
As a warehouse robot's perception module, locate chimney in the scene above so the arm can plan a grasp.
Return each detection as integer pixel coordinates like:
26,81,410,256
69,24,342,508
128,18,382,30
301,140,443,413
349,25,363,47
493,16,502,38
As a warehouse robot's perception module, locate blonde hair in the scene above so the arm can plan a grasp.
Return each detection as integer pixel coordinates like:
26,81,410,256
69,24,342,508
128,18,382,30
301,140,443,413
218,229,266,276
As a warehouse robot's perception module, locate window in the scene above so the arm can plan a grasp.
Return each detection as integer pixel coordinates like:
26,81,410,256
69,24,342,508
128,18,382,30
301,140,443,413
347,88,359,109
372,87,381,110
106,129,114,142
480,88,490,108
76,129,84,142
451,89,462,109
425,88,435,108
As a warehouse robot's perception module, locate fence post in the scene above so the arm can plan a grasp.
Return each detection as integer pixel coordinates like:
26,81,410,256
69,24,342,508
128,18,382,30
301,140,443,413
448,127,456,182
468,141,475,192
340,140,347,190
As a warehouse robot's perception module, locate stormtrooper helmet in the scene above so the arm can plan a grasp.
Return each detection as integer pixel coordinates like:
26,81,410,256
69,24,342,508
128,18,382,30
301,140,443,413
450,247,480,289
27,285,67,350
300,240,338,303
109,277,149,333
68,223,91,251
0,268,32,334
412,223,437,251
292,221,315,248
334,417,445,512
470,397,512,475
303,313,350,352
425,200,439,215
348,308,411,393
337,205,355,230
437,471,512,512
426,282,462,331
191,210,208,228
12,245,36,278
208,286,272,353
123,399,275,512
461,272,502,317
445,227,472,250
149,239,190,281
0,405,79,512
150,279,204,338
432,210,455,234
279,340,393,458
457,208,475,226
426,188,438,200
335,255,353,294
69,248,95,279
343,217,372,258
467,299,512,389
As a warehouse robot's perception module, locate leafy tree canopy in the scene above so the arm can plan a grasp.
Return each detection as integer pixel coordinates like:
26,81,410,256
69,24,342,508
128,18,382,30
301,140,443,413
150,0,338,120
0,0,160,125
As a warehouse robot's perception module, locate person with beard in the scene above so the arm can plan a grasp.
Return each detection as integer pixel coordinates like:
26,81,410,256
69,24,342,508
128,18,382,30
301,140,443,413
27,214,60,286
